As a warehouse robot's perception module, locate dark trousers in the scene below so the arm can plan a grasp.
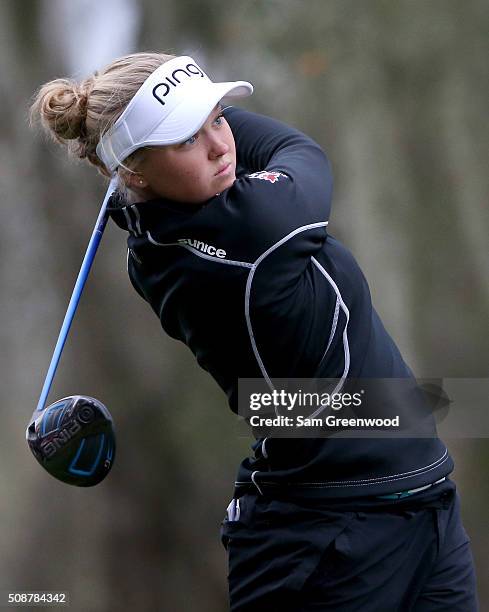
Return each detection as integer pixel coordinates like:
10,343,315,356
220,483,478,611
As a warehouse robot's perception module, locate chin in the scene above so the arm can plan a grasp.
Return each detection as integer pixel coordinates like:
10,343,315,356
221,173,236,191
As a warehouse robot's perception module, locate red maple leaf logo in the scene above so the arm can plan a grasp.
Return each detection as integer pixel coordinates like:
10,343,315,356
248,171,287,184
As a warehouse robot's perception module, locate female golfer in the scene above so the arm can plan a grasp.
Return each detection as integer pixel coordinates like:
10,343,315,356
31,52,478,611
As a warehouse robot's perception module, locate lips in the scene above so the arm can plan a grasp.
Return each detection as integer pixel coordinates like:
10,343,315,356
215,163,231,176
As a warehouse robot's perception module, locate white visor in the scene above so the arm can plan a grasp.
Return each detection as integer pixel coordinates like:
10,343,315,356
96,56,253,172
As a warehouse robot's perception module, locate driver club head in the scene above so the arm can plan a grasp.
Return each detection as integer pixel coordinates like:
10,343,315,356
26,395,116,487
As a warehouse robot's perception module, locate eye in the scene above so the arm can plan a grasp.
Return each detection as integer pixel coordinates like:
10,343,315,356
213,113,224,126
183,134,198,146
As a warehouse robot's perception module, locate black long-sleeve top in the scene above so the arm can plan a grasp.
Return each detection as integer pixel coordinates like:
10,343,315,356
108,107,453,499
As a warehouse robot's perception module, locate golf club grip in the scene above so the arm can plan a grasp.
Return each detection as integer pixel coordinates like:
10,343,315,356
35,177,119,413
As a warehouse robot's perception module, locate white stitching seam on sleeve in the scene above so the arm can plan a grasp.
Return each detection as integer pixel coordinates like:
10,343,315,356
244,221,330,411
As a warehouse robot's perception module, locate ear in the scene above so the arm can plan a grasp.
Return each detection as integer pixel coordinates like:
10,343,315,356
121,171,148,190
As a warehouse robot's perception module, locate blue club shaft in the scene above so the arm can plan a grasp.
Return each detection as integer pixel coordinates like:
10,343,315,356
35,177,118,413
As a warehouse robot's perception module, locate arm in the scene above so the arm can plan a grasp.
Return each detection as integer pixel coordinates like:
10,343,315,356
210,108,333,269
224,106,333,223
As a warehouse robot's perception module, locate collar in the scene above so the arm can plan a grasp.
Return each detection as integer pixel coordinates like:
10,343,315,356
107,191,211,236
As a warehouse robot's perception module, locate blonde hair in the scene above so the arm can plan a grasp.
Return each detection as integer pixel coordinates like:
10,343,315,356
30,52,176,179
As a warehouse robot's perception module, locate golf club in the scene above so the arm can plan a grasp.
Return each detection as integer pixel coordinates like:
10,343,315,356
26,176,118,486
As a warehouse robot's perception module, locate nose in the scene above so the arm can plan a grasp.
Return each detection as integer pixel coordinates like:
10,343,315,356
207,132,229,159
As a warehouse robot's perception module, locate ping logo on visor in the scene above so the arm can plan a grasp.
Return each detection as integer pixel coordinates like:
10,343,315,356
96,55,253,173
152,62,205,106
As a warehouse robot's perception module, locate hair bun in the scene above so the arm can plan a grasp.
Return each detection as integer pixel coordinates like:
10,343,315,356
30,52,176,176
33,78,92,141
